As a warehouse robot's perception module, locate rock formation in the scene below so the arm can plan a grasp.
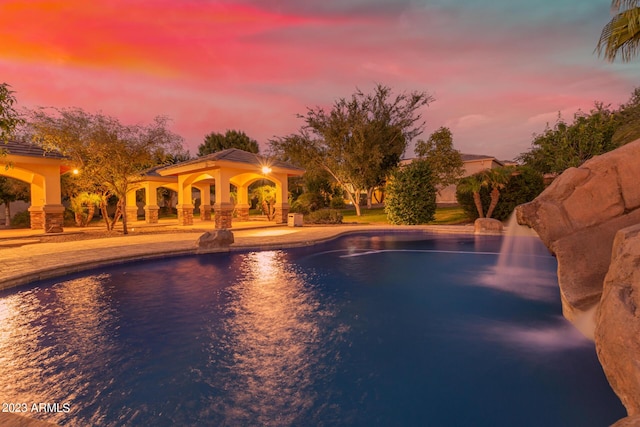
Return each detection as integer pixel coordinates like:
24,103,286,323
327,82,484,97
515,139,640,425
474,218,503,234
196,229,234,253
516,139,640,321
596,224,640,418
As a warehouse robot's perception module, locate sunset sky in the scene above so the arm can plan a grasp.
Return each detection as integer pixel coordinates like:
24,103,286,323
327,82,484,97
1,0,639,161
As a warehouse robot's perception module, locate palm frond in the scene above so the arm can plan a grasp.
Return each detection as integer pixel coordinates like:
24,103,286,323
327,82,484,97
613,0,640,13
597,6,640,62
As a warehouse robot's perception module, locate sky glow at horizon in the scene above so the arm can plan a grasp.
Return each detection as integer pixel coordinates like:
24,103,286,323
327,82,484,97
1,0,639,161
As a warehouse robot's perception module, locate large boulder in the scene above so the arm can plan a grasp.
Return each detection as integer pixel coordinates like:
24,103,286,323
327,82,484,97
596,224,640,417
516,139,640,321
196,229,234,253
515,139,640,423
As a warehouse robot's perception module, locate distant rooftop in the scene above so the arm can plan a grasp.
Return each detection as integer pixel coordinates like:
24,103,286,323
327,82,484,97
2,140,65,159
402,153,503,165
460,153,500,162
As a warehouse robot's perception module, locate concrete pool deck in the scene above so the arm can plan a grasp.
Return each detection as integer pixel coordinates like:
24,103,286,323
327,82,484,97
0,220,475,292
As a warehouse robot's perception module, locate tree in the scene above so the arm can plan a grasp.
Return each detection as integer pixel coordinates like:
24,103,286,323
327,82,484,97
517,103,619,174
384,160,437,225
457,174,485,218
483,167,513,219
69,192,102,227
251,184,277,220
30,108,184,234
270,84,433,216
456,167,544,221
198,130,259,156
414,126,464,190
0,176,29,226
597,0,640,62
0,83,24,155
490,167,544,220
613,86,640,145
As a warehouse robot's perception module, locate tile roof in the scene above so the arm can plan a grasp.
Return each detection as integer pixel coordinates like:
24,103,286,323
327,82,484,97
460,153,499,162
402,153,502,165
2,140,65,159
157,148,305,172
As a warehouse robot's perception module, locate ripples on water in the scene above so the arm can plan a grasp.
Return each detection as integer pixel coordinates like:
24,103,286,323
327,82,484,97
0,233,626,426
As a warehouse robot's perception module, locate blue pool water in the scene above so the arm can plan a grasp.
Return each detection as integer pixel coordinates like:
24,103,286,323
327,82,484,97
0,232,625,426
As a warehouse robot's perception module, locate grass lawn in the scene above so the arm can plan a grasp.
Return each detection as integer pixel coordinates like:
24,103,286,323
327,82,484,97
340,206,470,225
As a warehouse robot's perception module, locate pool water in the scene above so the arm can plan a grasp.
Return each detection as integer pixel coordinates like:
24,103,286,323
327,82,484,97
0,233,625,426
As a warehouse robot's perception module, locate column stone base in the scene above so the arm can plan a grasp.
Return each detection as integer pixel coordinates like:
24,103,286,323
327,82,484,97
125,206,138,224
28,207,44,230
236,204,250,221
274,204,290,224
30,205,65,233
200,205,212,221
177,204,194,226
214,204,234,229
144,205,159,224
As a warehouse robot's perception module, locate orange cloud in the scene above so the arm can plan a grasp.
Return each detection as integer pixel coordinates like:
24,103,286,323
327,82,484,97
0,0,317,77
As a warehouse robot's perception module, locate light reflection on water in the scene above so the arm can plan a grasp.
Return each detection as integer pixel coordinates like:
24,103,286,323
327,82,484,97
0,233,626,426
203,250,345,426
0,274,117,425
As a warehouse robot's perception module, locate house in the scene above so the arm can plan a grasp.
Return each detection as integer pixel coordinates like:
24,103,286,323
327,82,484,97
400,154,505,206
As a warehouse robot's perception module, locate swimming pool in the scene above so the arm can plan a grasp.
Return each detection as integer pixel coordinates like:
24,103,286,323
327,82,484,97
0,232,625,426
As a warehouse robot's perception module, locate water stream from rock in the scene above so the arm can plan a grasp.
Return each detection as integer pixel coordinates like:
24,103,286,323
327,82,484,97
497,213,597,339
480,213,559,303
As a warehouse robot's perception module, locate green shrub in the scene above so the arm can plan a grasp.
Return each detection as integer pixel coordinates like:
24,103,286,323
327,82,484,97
10,210,30,228
305,209,343,224
491,167,544,220
330,196,346,209
63,209,76,227
456,167,544,221
290,192,325,215
384,160,437,225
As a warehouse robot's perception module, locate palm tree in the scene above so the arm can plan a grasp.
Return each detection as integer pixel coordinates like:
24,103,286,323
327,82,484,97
597,0,640,62
251,185,277,221
483,167,513,219
70,192,102,226
458,175,485,218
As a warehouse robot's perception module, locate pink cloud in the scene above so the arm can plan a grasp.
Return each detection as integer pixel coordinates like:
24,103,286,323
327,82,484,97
1,0,638,159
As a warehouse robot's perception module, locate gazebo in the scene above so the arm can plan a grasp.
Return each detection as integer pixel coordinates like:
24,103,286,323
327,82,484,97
0,141,68,233
131,149,305,229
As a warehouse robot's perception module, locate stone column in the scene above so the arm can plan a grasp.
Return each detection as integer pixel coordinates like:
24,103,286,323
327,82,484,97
30,204,65,233
200,205,212,221
196,183,213,221
177,204,194,226
125,189,139,224
144,205,159,224
214,203,234,229
28,206,44,230
273,203,290,224
125,207,138,224
43,205,65,233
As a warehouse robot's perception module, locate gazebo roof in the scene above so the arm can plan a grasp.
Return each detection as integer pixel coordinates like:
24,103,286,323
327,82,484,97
3,140,66,159
156,148,305,176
